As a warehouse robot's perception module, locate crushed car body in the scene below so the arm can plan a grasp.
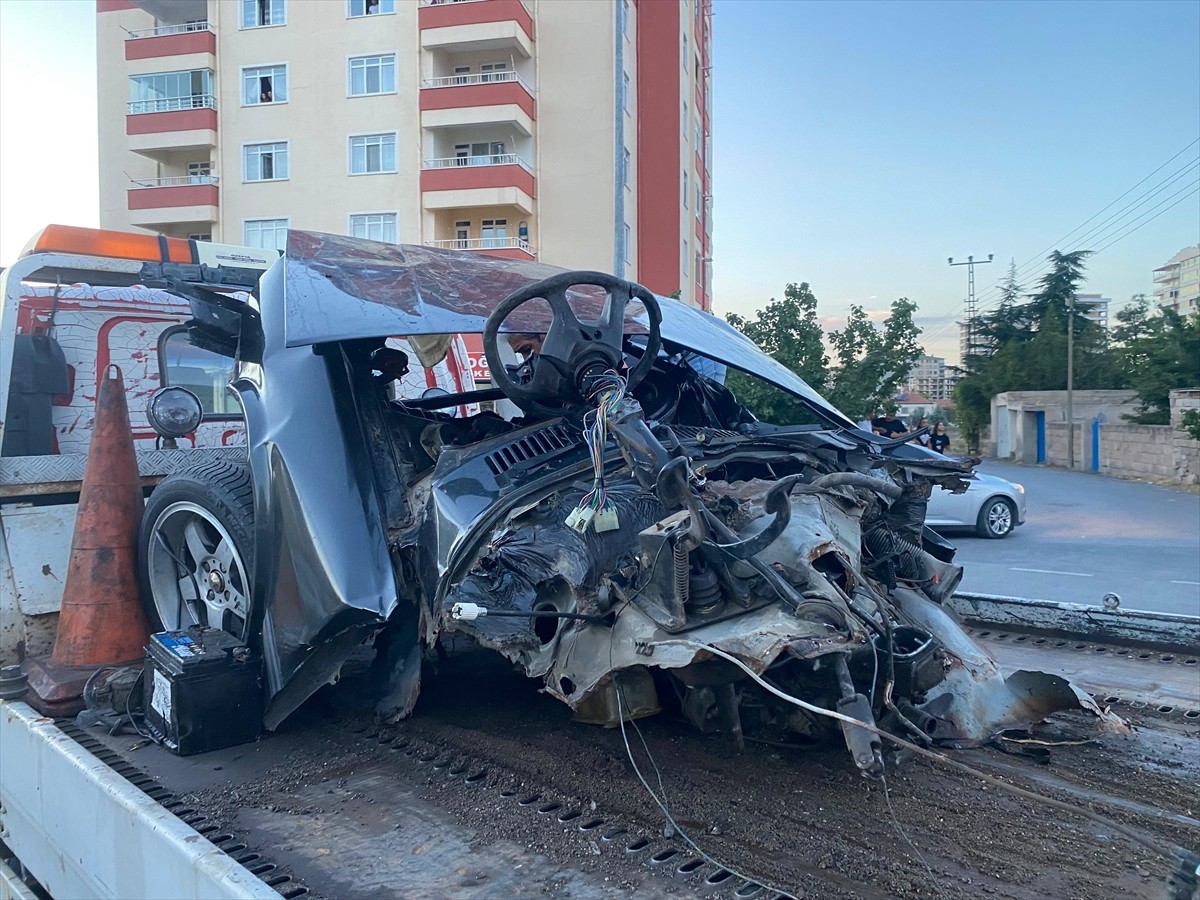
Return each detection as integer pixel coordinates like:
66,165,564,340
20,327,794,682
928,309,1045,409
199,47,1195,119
146,230,1126,768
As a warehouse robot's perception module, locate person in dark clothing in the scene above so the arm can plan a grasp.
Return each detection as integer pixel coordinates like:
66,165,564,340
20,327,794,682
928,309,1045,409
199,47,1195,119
871,409,908,438
929,420,951,454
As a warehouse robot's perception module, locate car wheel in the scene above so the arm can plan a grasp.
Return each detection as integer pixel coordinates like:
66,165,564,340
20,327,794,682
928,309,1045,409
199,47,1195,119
138,459,256,642
976,497,1015,539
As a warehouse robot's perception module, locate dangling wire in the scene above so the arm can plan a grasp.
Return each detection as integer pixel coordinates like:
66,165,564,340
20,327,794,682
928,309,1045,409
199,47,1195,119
574,371,627,525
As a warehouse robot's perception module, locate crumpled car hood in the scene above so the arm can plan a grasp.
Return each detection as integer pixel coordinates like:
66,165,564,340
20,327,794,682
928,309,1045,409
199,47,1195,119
279,231,851,427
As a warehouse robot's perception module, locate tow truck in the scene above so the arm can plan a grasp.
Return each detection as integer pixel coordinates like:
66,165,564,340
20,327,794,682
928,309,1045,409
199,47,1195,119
1,227,1196,900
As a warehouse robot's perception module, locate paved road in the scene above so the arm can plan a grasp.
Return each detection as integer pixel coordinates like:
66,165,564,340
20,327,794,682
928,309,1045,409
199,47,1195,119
936,459,1200,617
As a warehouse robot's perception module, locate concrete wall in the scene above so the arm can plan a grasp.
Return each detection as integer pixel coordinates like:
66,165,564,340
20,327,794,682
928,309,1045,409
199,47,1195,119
1021,389,1200,484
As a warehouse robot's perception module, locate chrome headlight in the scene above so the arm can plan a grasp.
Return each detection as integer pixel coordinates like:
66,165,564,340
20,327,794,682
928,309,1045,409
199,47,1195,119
146,386,203,439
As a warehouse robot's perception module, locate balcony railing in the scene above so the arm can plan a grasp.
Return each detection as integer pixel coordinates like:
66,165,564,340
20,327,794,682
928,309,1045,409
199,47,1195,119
420,0,530,9
127,21,212,39
130,175,219,188
128,95,216,115
424,154,532,173
423,70,533,93
427,237,530,252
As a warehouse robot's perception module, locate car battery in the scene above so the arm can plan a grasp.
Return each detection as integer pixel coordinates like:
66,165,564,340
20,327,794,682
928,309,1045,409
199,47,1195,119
143,627,262,756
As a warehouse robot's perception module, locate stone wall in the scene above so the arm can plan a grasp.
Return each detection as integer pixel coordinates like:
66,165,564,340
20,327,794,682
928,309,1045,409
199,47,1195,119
1169,389,1200,484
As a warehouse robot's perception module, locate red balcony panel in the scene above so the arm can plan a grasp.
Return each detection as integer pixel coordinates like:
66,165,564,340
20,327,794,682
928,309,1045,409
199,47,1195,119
128,183,219,210
126,30,216,60
421,163,536,198
477,246,533,260
419,0,533,41
97,0,135,11
127,107,217,135
420,83,535,119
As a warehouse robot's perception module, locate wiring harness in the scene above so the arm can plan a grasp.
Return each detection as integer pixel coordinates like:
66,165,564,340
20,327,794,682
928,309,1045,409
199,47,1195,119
565,370,628,534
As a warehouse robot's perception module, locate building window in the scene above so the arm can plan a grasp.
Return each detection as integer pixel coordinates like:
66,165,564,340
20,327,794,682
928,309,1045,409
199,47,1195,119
244,141,289,181
625,223,631,263
244,218,288,251
160,327,240,418
682,171,688,208
480,62,508,82
695,117,702,153
481,218,508,248
242,0,284,28
623,73,631,113
187,161,212,182
682,27,687,63
682,99,688,138
696,183,702,216
350,133,397,174
453,141,505,165
454,220,471,249
695,251,702,287
348,0,394,15
188,233,212,242
243,65,287,104
623,148,631,188
128,69,213,113
682,239,689,276
349,213,398,244
622,0,630,38
349,54,396,96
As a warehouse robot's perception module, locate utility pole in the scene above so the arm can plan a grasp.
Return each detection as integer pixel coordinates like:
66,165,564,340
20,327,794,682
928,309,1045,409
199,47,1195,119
1067,294,1075,469
948,254,994,367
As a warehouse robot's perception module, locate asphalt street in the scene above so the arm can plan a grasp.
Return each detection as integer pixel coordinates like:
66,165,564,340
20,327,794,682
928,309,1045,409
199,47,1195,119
937,459,1200,618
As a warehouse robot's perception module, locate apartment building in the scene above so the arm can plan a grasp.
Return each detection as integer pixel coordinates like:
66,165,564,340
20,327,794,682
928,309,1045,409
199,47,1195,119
96,0,714,309
1072,294,1110,329
1153,246,1200,316
902,354,957,402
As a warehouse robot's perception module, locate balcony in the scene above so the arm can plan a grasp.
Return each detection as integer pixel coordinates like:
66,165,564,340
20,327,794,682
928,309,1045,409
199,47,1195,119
125,21,215,60
426,236,533,260
126,96,217,157
127,175,219,228
1153,267,1179,284
421,155,535,214
419,0,534,56
421,71,535,133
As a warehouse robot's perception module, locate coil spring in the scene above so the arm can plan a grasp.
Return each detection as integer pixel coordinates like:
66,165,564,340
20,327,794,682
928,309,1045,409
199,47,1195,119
673,542,690,605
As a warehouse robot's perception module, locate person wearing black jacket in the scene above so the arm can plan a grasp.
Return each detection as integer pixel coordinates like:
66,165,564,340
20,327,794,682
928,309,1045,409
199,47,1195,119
929,421,951,454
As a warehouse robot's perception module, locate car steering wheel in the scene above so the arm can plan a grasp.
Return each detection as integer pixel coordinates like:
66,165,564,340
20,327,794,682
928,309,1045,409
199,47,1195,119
483,271,663,417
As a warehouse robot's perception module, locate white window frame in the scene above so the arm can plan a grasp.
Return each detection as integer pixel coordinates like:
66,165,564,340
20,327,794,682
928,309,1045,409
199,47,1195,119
243,217,289,251
682,170,688,208
682,238,689,276
347,0,395,16
242,140,289,182
348,211,399,244
454,220,471,249
348,131,398,175
241,0,285,29
623,148,631,189
625,223,632,264
348,53,397,97
242,63,288,106
480,218,509,249
480,62,508,82
623,72,631,114
695,183,702,218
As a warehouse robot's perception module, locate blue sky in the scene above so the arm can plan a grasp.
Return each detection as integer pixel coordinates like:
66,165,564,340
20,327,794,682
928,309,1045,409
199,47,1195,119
0,0,1196,363
711,0,1200,358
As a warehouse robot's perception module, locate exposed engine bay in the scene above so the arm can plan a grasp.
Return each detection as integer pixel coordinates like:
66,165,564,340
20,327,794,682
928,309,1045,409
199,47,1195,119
365,269,1126,774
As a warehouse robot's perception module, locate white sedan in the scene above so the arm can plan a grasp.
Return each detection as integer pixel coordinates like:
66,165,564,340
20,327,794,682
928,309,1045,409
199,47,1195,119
926,470,1027,539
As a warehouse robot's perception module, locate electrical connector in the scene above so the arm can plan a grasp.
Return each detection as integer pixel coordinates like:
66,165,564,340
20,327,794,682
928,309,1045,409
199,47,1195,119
450,602,487,621
569,506,597,533
593,507,621,533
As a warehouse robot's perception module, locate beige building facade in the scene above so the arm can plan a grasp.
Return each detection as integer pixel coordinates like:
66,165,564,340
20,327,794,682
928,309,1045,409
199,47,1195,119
1153,245,1200,316
97,0,714,309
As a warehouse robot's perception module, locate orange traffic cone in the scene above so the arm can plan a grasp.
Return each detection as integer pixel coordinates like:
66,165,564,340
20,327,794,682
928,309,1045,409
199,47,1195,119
22,365,150,715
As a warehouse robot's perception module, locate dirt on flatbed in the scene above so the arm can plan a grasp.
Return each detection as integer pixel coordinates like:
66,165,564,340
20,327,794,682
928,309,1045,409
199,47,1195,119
167,644,1199,900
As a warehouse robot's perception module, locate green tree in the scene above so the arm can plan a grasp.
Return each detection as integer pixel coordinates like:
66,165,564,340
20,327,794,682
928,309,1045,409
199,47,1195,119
726,283,828,424
1112,298,1200,424
726,286,923,424
825,299,923,419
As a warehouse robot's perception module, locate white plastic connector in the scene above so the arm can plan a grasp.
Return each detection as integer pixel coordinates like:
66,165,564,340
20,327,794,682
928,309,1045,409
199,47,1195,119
566,505,596,533
450,602,487,621
593,507,621,533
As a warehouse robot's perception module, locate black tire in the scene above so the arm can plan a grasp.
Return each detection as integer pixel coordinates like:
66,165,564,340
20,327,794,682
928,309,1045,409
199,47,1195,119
138,458,257,641
976,496,1016,539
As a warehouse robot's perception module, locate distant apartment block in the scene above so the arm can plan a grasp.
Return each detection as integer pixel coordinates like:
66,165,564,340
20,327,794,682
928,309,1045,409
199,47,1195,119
1153,246,1200,316
903,354,957,402
96,0,714,309
1073,294,1110,329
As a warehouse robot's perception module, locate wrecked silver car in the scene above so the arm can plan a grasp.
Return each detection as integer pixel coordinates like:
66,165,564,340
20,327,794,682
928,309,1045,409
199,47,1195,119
138,231,1121,772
